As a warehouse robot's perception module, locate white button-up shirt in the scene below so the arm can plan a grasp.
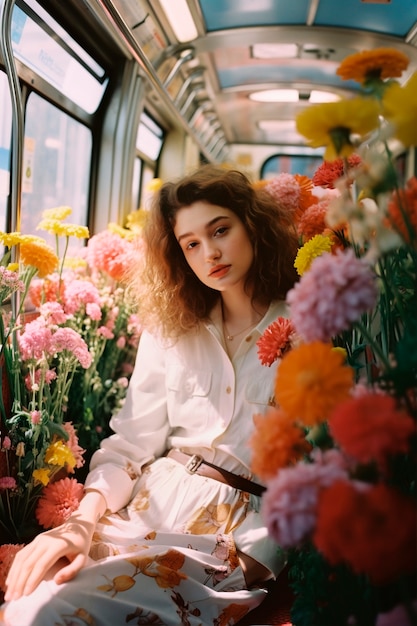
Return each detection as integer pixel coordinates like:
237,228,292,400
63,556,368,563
85,299,288,575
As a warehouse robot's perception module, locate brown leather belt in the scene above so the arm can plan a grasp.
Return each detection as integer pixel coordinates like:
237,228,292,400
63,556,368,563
166,449,266,497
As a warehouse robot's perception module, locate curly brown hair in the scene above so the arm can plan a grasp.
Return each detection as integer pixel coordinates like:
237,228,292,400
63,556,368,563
134,165,299,338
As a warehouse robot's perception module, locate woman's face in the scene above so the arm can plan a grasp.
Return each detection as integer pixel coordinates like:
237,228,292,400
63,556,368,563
173,201,254,292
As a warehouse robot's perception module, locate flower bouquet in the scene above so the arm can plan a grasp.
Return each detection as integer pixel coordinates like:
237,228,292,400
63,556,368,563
252,48,417,626
0,208,142,557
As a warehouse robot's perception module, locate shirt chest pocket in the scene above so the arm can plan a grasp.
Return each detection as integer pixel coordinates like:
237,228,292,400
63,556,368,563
245,376,276,410
166,366,213,429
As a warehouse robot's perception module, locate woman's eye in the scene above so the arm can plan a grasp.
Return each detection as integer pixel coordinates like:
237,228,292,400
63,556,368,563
214,226,228,237
185,241,198,250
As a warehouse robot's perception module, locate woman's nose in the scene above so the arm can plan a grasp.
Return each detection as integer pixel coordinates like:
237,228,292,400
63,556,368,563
204,241,220,261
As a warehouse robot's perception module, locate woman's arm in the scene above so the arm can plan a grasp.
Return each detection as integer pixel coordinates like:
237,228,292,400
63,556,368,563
4,489,106,602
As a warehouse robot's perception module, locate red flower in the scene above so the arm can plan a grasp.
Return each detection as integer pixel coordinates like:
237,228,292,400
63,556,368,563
329,393,416,471
256,317,295,366
314,481,417,585
35,477,84,529
312,154,361,189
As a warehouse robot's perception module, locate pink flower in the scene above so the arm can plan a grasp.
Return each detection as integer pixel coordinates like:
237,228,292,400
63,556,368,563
62,422,85,469
97,325,114,339
261,449,349,548
0,476,17,490
35,477,84,529
116,336,126,349
39,301,68,325
18,318,53,360
297,199,330,242
0,544,24,593
86,230,135,282
287,248,378,342
265,173,301,213
257,317,295,366
86,302,102,321
30,410,42,425
63,278,101,315
51,327,92,368
1,436,11,450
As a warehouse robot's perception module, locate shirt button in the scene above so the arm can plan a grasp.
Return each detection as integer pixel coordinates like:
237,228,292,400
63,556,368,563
226,386,232,394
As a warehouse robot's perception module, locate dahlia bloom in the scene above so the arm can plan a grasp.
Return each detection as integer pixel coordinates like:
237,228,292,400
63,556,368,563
329,393,415,471
312,154,362,189
256,317,295,366
35,477,84,529
314,481,417,585
296,199,330,242
250,409,311,480
261,449,349,548
287,248,378,342
19,240,59,277
275,341,354,426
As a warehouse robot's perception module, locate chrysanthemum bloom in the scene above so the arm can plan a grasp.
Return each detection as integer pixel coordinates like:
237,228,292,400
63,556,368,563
386,176,417,243
296,98,380,162
336,47,409,85
296,199,330,242
35,477,84,529
329,393,415,471
275,341,354,426
256,317,295,366
314,480,417,585
261,449,349,548
20,240,59,277
0,544,24,593
288,248,378,342
293,234,333,276
265,173,301,214
382,72,417,147
312,155,362,189
250,409,311,480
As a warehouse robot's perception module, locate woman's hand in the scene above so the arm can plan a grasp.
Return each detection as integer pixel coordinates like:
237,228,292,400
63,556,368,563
4,489,106,602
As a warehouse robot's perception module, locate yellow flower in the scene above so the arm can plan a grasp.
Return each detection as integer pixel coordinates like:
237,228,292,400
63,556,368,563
20,240,59,277
0,231,25,247
296,98,380,161
125,209,148,233
44,440,76,471
382,71,417,147
63,256,88,270
108,222,136,241
294,234,333,276
32,468,51,486
145,178,163,192
7,262,19,272
37,219,89,239
336,48,409,85
41,205,73,221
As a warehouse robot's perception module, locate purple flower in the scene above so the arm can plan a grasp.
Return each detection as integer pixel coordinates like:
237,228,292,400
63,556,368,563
287,248,378,342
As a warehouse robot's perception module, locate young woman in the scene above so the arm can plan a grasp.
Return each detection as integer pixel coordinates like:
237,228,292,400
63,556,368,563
2,165,299,626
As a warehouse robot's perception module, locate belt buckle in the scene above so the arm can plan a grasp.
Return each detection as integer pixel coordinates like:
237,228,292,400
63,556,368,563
185,454,204,473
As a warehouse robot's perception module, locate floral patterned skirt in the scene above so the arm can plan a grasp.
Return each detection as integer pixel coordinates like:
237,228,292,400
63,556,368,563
2,457,268,626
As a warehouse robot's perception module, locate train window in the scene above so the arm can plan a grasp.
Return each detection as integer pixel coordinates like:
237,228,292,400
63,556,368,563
0,71,12,231
22,91,92,247
136,112,164,161
9,0,108,113
261,154,323,179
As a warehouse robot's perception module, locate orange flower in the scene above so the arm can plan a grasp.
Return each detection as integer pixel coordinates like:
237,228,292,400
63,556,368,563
20,240,59,277
35,477,84,529
329,393,416,471
294,174,319,219
336,48,409,84
314,481,417,585
250,409,311,480
386,176,417,243
275,342,354,426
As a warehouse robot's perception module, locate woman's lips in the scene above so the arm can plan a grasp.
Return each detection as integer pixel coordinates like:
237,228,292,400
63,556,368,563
209,264,230,278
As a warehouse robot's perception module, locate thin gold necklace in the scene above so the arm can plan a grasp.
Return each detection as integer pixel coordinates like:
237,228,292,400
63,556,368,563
223,319,258,341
